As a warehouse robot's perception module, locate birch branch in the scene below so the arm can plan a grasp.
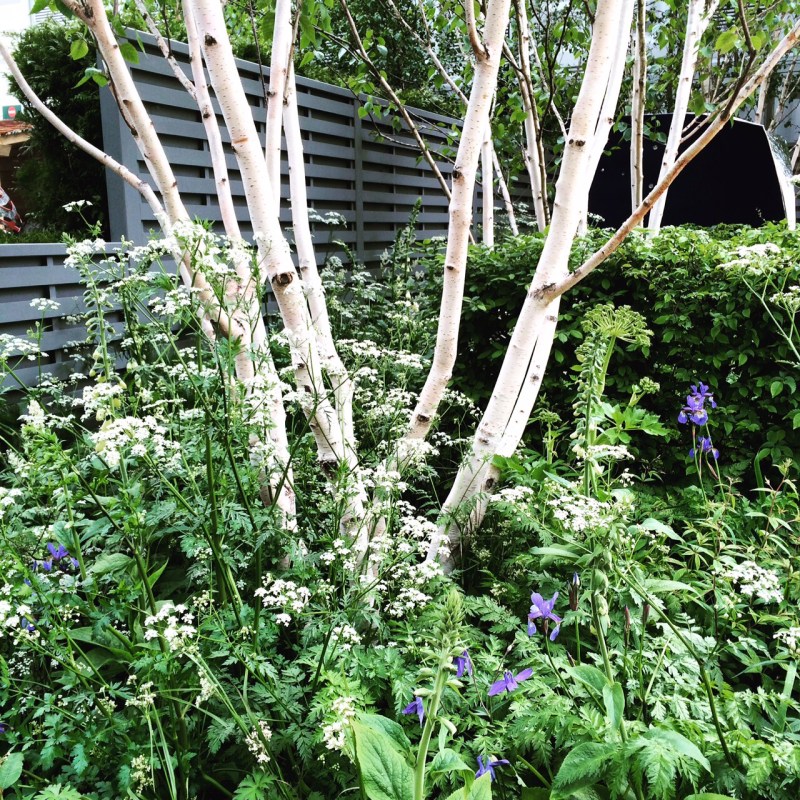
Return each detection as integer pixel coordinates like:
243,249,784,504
648,0,719,231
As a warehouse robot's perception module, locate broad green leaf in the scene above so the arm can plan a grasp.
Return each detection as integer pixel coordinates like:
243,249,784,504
0,752,23,790
771,380,783,397
603,682,625,731
430,748,473,777
715,29,739,54
570,664,610,695
352,720,414,800
444,774,492,800
684,795,737,800
357,714,412,756
645,728,711,772
87,552,133,576
30,0,51,14
643,579,695,595
70,39,89,60
119,41,140,64
550,741,618,799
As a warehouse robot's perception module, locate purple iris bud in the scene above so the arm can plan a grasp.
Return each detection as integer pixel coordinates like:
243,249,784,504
35,559,53,573
690,436,719,460
402,695,424,725
453,650,472,678
0,722,7,734
70,558,79,570
20,617,35,633
47,543,69,561
488,668,533,697
528,592,562,639
475,755,510,781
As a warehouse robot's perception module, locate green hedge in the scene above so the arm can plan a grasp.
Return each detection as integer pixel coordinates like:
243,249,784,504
424,223,800,481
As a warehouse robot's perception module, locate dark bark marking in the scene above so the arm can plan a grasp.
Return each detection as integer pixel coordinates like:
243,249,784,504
272,272,294,287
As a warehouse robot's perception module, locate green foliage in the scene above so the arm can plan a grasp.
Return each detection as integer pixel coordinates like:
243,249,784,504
431,224,800,482
11,21,107,236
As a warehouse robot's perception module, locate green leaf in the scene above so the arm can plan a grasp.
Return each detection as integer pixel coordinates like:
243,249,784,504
0,752,23,790
715,29,739,54
119,41,140,64
551,741,618,799
771,380,783,397
69,39,89,60
570,664,610,695
87,552,133,576
443,774,492,800
357,714,412,756
352,720,414,800
30,0,51,14
645,728,710,772
684,795,737,800
430,748,473,777
603,682,624,731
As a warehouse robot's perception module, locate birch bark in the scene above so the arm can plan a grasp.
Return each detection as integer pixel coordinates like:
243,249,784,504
427,0,627,564
481,122,495,248
648,0,719,232
630,0,647,212
401,0,512,447
265,0,293,210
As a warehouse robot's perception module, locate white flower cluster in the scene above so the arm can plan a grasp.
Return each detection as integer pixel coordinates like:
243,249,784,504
149,286,197,317
585,444,633,461
76,381,126,421
245,720,272,764
321,696,357,751
64,237,107,269
165,221,236,281
330,625,362,652
143,601,196,652
0,487,23,521
243,373,280,431
92,415,182,470
254,577,311,625
30,297,61,312
774,627,800,655
548,492,614,534
0,587,36,640
319,538,354,569
0,334,41,362
129,754,154,794
770,285,800,313
725,561,784,604
489,485,535,504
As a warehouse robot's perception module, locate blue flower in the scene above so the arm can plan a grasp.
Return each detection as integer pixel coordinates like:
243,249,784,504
476,755,510,781
528,592,562,640
47,543,69,561
678,383,717,426
453,650,472,678
690,436,719,460
402,695,424,725
488,668,533,697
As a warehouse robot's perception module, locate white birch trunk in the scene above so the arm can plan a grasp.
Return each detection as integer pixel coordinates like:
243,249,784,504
515,1,549,230
579,0,635,234
427,0,627,564
481,122,495,248
492,147,519,235
630,0,647,212
647,0,719,232
264,0,293,210
189,0,349,472
401,0,512,446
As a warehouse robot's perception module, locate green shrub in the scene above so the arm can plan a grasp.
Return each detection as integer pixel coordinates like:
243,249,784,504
11,21,107,236
424,223,800,481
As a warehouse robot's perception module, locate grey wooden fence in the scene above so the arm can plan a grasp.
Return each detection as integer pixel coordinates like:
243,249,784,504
2,31,504,388
101,32,478,263
0,243,124,388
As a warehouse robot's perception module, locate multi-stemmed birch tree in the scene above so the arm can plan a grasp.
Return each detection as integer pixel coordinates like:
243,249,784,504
3,0,799,569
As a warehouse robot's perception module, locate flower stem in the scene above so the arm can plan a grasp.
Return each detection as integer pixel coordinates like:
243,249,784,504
414,655,449,800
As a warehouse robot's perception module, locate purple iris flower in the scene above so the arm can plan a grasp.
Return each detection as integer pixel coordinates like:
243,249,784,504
33,559,53,573
690,436,719,460
0,722,7,734
528,592,562,640
678,383,716,426
20,617,35,633
488,668,533,697
453,650,472,678
47,543,70,561
402,695,424,725
476,755,510,781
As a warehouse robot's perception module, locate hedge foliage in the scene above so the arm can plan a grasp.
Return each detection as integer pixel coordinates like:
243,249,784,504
422,223,800,482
